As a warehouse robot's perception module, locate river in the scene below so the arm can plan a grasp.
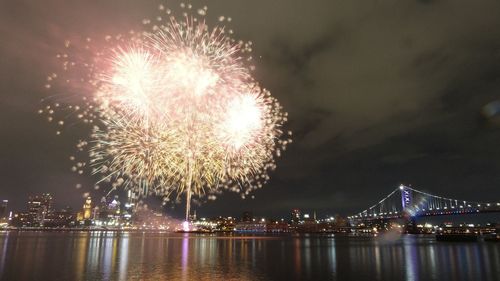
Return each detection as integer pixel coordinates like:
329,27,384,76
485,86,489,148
0,231,498,281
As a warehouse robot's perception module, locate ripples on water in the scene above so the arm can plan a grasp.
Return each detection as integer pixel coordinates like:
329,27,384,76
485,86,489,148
0,231,499,281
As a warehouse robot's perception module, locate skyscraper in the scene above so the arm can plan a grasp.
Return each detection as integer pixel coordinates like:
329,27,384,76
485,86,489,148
291,209,301,224
27,194,53,225
83,197,92,219
0,200,7,219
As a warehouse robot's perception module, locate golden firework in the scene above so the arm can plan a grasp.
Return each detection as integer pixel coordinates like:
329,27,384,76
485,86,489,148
42,7,291,220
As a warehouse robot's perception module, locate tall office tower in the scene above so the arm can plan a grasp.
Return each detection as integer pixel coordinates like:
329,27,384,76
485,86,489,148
291,209,301,224
83,197,92,219
0,200,7,219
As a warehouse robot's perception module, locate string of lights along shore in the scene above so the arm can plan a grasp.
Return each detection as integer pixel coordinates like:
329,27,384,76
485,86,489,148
39,3,292,222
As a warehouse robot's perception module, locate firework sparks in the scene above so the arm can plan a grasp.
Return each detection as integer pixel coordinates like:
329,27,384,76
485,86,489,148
42,4,291,220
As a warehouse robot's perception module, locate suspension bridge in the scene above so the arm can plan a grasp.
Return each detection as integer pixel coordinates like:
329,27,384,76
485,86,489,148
348,185,500,223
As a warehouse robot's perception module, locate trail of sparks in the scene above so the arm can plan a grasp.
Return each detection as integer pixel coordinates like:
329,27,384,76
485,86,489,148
41,4,291,218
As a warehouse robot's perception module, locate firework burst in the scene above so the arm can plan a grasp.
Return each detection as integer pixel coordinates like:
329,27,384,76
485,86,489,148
41,4,291,220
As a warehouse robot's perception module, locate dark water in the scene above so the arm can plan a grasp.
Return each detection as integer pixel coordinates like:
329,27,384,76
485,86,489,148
0,231,499,281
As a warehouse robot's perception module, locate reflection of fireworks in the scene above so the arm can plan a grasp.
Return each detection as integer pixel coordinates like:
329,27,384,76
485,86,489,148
41,5,291,220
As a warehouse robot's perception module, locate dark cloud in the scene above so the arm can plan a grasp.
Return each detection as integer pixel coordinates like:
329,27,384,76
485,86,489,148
1,0,500,219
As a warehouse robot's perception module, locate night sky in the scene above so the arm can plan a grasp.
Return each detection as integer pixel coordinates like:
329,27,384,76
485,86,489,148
1,0,500,219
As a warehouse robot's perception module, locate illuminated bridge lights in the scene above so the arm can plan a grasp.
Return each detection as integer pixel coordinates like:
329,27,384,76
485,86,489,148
349,184,500,222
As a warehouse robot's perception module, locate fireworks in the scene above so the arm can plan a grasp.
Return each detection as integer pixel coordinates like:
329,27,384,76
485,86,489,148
41,4,291,220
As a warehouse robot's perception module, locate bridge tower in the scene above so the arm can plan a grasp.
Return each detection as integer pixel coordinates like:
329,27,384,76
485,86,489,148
399,185,412,212
400,185,419,232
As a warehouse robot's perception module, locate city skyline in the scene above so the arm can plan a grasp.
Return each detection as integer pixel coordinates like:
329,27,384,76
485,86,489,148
3,189,498,235
2,188,500,226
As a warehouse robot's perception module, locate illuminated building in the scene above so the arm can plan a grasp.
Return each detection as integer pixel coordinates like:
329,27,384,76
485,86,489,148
91,193,137,227
0,200,7,219
108,198,121,216
11,212,33,227
12,194,69,227
213,216,236,231
235,221,267,232
291,209,301,224
122,202,134,224
27,194,53,226
303,212,317,223
188,210,197,221
83,197,92,219
235,218,289,233
76,212,84,222
95,196,109,221
44,207,76,227
122,190,137,224
266,220,290,233
191,218,217,232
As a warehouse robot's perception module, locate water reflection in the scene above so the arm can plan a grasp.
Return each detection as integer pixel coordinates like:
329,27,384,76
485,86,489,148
404,239,418,281
0,232,8,274
0,232,498,281
181,235,188,281
118,233,129,281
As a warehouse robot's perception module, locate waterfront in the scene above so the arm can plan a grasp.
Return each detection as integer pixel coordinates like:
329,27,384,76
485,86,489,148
0,232,499,281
